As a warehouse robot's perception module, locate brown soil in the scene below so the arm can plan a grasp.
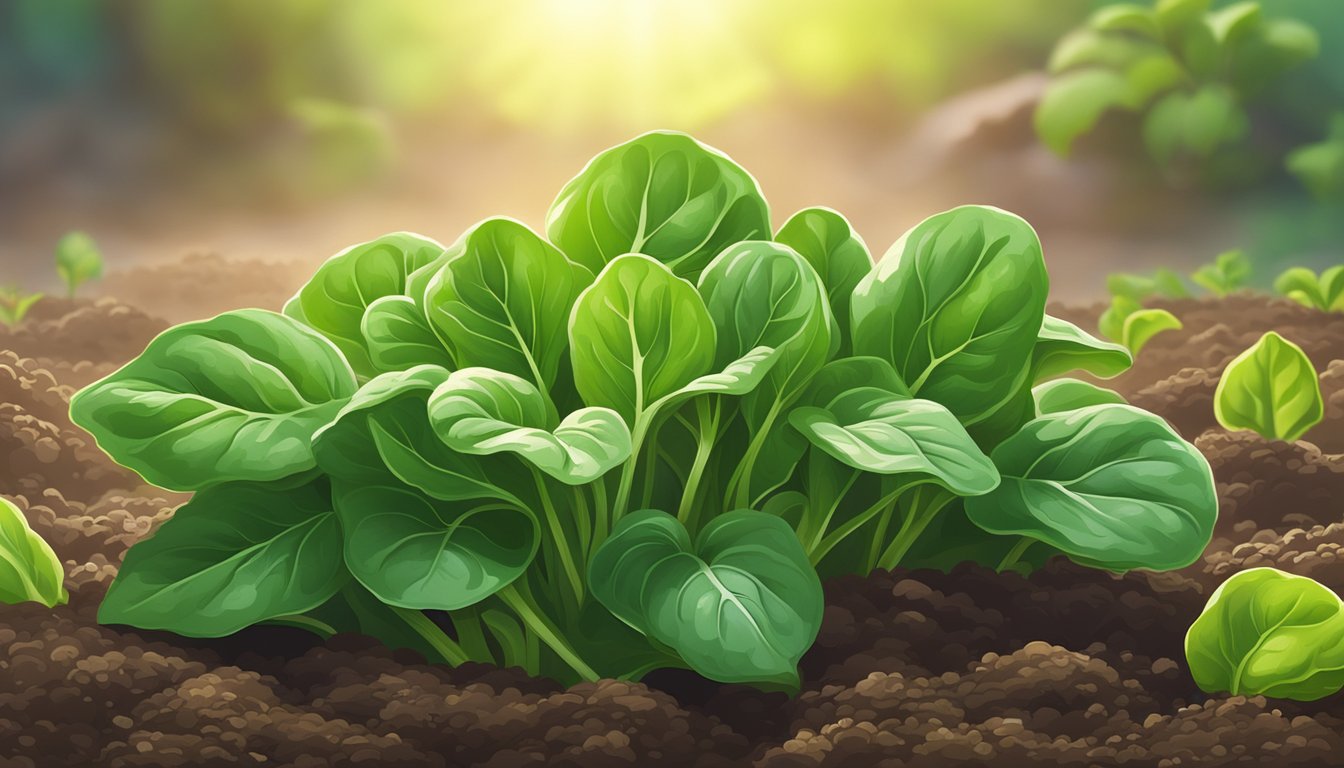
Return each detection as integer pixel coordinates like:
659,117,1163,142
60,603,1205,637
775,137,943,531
2,284,1343,767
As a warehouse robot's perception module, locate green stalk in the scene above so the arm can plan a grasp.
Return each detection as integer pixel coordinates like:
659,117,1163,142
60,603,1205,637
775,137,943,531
725,399,785,510
531,469,585,608
807,479,922,565
996,537,1035,573
450,608,494,663
266,614,338,638
612,415,653,524
590,477,610,554
387,606,470,666
677,398,720,532
498,583,600,681
800,471,859,552
876,488,956,571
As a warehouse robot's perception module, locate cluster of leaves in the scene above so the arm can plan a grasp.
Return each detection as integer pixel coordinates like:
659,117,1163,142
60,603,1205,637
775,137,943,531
1215,331,1323,442
1036,0,1319,174
71,132,1219,689
0,497,67,609
1276,265,1344,313
55,231,103,299
1187,568,1344,701
0,284,43,329
1100,249,1255,354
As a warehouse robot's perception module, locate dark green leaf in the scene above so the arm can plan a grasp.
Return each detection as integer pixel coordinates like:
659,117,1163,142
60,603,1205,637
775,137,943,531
775,208,872,355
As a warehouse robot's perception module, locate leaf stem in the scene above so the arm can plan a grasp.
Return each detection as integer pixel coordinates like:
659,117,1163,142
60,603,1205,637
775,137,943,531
996,537,1035,573
387,606,470,666
677,398,720,533
808,479,922,565
498,583,600,681
877,487,956,571
726,399,784,510
531,468,586,608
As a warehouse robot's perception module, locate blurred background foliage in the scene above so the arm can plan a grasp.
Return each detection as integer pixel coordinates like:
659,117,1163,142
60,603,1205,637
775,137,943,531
0,0,1340,298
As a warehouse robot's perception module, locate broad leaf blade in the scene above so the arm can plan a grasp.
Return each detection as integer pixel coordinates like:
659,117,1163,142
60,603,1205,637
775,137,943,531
362,295,455,373
98,476,348,636
1033,378,1127,415
1214,331,1323,441
965,404,1217,571
775,208,872,356
546,131,771,281
70,309,358,491
1032,315,1132,382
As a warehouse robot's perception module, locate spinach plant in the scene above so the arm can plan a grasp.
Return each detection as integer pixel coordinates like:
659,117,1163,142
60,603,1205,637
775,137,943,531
1098,295,1183,355
1190,249,1250,297
0,497,67,608
1187,568,1344,701
1037,0,1319,179
1214,331,1323,441
0,284,43,329
72,131,1218,690
55,231,104,299
1276,265,1344,313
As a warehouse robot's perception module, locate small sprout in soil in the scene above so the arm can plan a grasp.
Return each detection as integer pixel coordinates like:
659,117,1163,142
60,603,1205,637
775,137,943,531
0,497,68,608
1098,295,1182,356
1191,249,1251,298
1187,568,1344,701
1275,265,1344,313
1107,268,1188,303
70,131,1219,690
55,231,104,299
0,284,44,329
1214,331,1323,442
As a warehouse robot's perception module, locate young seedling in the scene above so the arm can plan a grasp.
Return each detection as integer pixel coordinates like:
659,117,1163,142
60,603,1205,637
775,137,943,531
55,231,104,299
1275,266,1344,313
0,497,67,608
1107,268,1188,302
1098,295,1183,355
1187,568,1344,701
1214,331,1323,441
1191,249,1251,297
0,284,44,329
71,132,1218,690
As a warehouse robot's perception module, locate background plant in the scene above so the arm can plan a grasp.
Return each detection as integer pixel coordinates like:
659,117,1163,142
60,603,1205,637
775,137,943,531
54,231,103,299
0,497,67,608
0,284,43,329
1276,265,1344,312
1187,568,1344,701
1214,331,1323,441
1037,0,1321,185
71,132,1218,690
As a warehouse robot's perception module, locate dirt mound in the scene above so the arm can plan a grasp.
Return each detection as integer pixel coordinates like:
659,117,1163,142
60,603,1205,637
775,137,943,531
0,299,166,388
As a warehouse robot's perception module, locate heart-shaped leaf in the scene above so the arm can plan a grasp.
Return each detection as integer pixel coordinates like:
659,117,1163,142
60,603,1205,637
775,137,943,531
70,309,358,491
789,388,998,495
334,480,537,611
965,404,1217,571
424,218,590,395
569,254,716,425
98,476,348,636
0,497,66,608
589,509,822,687
546,131,770,280
428,367,631,485
283,232,446,378
1186,568,1344,701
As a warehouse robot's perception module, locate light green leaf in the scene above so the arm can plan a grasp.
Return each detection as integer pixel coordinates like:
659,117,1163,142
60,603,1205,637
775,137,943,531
965,404,1217,571
1036,69,1134,156
1191,249,1251,297
1031,315,1132,382
569,254,716,425
589,510,822,687
334,480,536,611
427,367,631,485
283,232,445,378
55,231,103,298
775,207,871,356
423,218,591,394
1122,308,1182,355
1144,87,1248,165
70,309,358,491
99,476,348,636
546,131,771,281
1033,378,1127,416
1186,568,1344,701
1214,331,1323,441
361,296,454,373
1090,4,1160,38
852,205,1048,428
1155,0,1212,35
1206,1,1260,44
0,497,66,608
789,388,998,495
